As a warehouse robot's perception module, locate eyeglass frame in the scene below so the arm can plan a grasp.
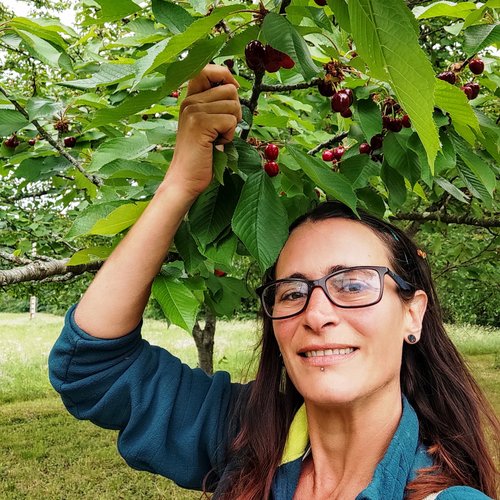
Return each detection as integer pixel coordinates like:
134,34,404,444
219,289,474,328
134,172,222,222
256,265,415,320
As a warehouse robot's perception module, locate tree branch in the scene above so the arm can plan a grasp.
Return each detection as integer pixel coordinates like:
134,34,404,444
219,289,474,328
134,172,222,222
0,86,103,187
392,211,500,228
260,78,322,93
308,132,349,155
0,256,103,286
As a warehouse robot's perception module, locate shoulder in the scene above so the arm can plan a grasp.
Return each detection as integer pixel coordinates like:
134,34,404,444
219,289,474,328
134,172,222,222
434,486,492,499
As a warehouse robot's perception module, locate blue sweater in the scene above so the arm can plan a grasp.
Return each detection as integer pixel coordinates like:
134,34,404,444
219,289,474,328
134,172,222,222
49,306,491,499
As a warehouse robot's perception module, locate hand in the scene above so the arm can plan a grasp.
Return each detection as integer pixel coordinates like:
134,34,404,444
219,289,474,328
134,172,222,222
163,65,242,200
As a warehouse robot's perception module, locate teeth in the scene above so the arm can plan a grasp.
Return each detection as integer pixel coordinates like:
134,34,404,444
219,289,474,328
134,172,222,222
304,347,355,357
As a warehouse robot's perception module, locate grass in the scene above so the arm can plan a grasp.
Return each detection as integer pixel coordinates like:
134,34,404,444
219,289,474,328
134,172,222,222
0,313,498,499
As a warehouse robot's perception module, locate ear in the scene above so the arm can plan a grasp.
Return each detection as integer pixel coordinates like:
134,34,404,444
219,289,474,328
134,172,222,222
403,290,428,342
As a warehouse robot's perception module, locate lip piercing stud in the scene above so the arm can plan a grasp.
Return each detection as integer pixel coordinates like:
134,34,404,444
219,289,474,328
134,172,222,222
320,367,325,372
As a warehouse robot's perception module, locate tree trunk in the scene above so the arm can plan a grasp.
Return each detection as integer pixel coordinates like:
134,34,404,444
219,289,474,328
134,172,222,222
192,310,216,375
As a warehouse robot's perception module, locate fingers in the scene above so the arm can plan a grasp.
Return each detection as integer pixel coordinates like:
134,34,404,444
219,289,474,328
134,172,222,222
187,64,239,96
180,108,239,143
180,98,242,123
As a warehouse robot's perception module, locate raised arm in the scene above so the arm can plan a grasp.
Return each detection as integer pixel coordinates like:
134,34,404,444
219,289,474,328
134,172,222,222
74,65,241,338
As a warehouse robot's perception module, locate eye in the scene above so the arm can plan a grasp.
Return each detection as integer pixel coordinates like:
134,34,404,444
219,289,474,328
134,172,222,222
276,282,308,302
337,279,368,293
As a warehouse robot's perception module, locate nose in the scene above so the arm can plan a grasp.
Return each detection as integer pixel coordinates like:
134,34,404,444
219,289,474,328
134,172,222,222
301,285,341,332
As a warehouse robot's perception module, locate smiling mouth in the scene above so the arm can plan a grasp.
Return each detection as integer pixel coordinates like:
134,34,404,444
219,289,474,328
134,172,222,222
301,347,357,357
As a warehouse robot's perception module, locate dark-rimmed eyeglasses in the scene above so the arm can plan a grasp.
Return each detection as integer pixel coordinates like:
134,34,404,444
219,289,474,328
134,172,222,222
256,266,414,320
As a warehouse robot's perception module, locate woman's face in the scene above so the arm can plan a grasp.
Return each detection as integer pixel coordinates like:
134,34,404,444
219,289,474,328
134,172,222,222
273,218,426,408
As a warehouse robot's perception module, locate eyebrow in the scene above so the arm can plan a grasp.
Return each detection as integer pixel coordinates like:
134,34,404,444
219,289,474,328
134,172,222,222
285,265,348,280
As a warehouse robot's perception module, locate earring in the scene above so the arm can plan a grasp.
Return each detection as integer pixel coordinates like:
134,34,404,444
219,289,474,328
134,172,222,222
406,334,418,344
278,354,287,394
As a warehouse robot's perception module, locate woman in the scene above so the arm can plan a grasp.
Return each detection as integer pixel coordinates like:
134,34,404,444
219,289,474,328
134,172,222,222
49,65,498,499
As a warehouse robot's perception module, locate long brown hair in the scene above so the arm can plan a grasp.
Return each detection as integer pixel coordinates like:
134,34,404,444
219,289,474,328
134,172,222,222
219,201,499,500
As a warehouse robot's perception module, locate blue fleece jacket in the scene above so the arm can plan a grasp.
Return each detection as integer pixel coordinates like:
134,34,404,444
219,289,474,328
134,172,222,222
48,306,491,499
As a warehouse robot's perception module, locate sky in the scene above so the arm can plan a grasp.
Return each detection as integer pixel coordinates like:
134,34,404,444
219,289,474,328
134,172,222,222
4,0,76,26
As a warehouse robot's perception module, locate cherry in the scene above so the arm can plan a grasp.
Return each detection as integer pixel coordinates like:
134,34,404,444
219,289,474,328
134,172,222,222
280,54,295,70
342,88,354,106
382,115,392,129
64,136,77,148
142,114,149,120
318,79,335,97
359,142,371,154
370,134,384,150
468,58,484,75
340,108,352,118
28,138,36,146
332,146,345,160
245,40,266,72
264,143,279,161
314,0,327,5
331,92,351,113
322,150,335,162
214,269,226,277
170,90,180,98
437,71,456,85
401,114,411,128
388,117,403,132
466,82,480,99
461,85,474,100
224,59,234,70
4,135,20,149
264,161,279,177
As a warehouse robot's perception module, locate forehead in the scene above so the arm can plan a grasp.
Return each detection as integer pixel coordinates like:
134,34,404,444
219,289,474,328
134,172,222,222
275,218,392,278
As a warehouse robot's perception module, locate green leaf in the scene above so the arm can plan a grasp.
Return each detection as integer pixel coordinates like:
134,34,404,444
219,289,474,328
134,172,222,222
82,0,142,25
88,135,155,172
9,17,71,48
383,133,421,186
16,29,62,68
61,63,135,89
219,25,261,57
475,110,500,163
0,110,29,136
232,170,289,272
98,159,165,180
174,222,205,274
212,147,228,185
355,98,383,141
233,137,262,176
262,13,321,81
348,0,440,168
152,273,200,332
456,160,493,208
189,175,242,248
287,146,358,212
339,155,380,190
25,97,63,122
16,156,71,182
328,0,351,32
434,177,469,203
434,78,480,142
66,202,125,239
152,0,194,34
452,136,496,196
67,246,113,266
463,23,500,55
381,163,406,208
89,201,149,236
413,1,477,20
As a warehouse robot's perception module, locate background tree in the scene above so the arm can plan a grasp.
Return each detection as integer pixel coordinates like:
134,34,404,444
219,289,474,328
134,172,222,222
0,0,498,372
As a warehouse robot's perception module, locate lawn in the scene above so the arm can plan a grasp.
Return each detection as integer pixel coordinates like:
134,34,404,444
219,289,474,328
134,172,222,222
0,313,498,499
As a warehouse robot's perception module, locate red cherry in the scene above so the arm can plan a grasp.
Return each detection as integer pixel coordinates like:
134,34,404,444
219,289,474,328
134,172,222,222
264,161,279,177
264,45,284,73
331,92,351,112
214,269,226,277
280,54,295,69
332,146,346,160
318,79,335,97
64,136,77,148
170,90,180,98
382,115,392,129
340,108,352,118
461,85,475,100
322,150,335,162
468,58,484,75
314,0,327,5
224,59,234,70
341,88,354,106
466,82,480,99
264,143,279,161
359,142,371,154
245,40,266,72
437,71,456,85
401,114,411,128
388,118,403,132
370,134,384,150
142,114,149,120
28,139,36,146
4,135,20,149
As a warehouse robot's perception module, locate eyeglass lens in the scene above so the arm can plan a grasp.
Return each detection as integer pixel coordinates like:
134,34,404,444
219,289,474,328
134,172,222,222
263,268,383,318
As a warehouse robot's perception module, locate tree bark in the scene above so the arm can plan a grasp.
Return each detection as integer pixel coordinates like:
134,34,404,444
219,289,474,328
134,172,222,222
192,310,216,375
